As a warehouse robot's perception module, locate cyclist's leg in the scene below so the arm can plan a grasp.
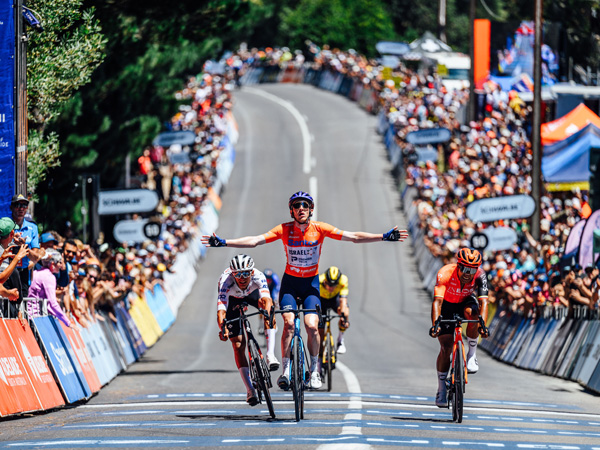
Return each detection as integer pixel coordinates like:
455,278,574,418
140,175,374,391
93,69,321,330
225,298,255,402
264,290,279,364
463,296,481,373
302,275,322,360
463,295,480,338
435,301,457,406
278,274,299,387
336,294,349,352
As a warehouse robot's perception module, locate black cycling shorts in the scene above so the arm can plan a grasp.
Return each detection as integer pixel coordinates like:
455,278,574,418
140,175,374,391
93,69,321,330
439,296,480,336
225,290,260,337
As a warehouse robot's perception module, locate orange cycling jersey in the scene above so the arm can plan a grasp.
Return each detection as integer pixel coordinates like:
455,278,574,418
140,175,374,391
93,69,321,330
262,221,344,277
434,263,489,304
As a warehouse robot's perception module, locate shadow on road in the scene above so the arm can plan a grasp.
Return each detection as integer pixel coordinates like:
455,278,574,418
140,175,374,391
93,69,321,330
391,416,452,423
120,369,236,376
177,414,278,422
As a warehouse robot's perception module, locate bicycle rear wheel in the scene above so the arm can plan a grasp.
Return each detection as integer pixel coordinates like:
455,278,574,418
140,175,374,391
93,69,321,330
249,339,275,419
325,332,334,391
292,338,303,421
452,341,465,423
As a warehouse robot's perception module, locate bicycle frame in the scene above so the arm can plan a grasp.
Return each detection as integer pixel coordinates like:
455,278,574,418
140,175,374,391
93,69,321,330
321,309,343,391
271,305,321,421
451,322,468,386
434,314,485,423
222,303,275,418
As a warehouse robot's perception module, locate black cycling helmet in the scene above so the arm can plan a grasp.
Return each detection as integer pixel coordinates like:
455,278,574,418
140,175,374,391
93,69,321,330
288,191,314,209
325,266,342,285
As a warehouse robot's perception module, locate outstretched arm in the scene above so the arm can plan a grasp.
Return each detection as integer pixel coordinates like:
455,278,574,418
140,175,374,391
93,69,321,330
340,226,409,243
201,233,267,248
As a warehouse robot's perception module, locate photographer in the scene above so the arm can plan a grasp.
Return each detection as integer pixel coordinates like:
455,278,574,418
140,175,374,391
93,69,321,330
563,266,591,318
0,217,28,307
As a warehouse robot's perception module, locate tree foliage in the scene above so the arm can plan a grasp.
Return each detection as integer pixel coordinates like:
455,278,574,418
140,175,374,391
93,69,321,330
34,0,272,231
280,0,396,56
27,0,600,233
26,0,106,193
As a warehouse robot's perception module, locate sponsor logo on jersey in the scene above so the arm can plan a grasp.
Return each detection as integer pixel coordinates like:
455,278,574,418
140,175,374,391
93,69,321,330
288,239,318,247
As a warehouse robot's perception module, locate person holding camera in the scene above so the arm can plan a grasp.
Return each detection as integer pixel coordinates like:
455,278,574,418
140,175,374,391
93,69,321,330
0,217,29,304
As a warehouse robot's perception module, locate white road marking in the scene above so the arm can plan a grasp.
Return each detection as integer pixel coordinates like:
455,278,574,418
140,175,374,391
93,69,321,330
310,176,318,220
245,87,312,174
317,361,372,450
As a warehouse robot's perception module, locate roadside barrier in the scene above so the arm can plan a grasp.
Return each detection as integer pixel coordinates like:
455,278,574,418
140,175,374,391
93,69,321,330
0,305,65,416
480,308,600,394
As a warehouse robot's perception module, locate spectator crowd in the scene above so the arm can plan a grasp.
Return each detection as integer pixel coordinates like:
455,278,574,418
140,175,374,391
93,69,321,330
233,43,599,319
1,66,237,330
2,41,598,331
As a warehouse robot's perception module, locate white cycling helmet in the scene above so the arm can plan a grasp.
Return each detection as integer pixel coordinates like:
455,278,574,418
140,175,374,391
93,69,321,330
230,254,255,272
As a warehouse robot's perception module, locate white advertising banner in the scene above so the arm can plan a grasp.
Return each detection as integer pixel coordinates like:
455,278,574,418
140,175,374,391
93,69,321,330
483,227,518,251
466,195,536,223
98,189,159,215
113,219,149,244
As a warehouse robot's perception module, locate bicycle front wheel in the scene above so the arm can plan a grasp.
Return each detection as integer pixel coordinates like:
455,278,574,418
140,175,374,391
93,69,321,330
249,339,275,419
452,340,465,423
292,338,303,421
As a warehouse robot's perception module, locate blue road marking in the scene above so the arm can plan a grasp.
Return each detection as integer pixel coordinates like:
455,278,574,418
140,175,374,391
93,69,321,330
133,392,573,410
51,418,600,438
3,435,600,449
66,406,600,427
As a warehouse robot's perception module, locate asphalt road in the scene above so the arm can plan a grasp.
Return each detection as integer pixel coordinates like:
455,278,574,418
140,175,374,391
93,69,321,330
0,84,599,449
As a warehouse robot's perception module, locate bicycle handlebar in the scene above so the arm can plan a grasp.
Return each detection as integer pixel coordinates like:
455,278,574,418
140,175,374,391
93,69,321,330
271,304,323,325
221,303,270,333
430,314,488,338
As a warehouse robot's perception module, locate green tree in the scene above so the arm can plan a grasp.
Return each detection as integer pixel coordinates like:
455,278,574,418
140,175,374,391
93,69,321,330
280,0,396,56
35,0,272,232
26,0,106,194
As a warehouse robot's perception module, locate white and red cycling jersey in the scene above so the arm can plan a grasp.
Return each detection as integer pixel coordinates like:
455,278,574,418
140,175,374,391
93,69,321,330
217,268,271,312
262,221,344,278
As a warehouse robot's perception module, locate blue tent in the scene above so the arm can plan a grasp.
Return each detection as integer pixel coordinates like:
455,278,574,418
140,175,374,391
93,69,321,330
542,123,600,183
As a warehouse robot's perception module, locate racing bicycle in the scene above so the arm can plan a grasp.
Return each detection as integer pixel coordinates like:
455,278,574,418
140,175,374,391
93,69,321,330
271,304,322,421
222,303,275,419
320,309,345,392
431,314,487,423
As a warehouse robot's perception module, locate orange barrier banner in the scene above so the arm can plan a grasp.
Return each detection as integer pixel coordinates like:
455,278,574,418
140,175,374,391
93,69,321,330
60,322,102,393
0,320,43,416
3,319,65,410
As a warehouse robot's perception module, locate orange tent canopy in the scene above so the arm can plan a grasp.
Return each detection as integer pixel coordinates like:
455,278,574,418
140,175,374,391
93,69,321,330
541,103,600,146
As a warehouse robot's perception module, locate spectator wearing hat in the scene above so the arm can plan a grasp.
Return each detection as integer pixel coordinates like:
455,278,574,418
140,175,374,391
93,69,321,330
40,232,59,250
0,217,28,303
28,249,71,327
10,194,43,295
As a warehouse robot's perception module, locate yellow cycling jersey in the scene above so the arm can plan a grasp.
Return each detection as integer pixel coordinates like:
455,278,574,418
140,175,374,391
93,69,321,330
319,273,349,299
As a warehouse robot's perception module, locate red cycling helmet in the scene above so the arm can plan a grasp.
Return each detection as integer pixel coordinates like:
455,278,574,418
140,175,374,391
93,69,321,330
456,247,482,267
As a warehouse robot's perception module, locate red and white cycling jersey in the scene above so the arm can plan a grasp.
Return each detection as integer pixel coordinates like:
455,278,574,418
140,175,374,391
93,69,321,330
262,221,344,277
217,268,271,312
434,263,489,304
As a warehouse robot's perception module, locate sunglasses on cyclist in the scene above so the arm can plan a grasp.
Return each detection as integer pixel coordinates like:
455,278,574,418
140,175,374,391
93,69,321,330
292,201,311,210
458,264,478,275
233,270,252,279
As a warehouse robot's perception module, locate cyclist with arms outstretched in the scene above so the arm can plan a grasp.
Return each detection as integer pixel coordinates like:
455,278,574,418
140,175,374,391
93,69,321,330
203,191,408,390
429,247,489,407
